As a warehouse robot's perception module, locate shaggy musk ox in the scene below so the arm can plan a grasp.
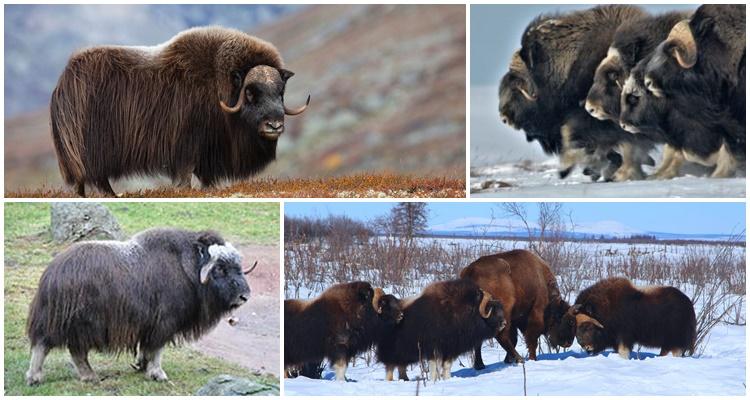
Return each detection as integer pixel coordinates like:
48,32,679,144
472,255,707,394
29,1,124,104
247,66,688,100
560,277,696,358
502,5,655,182
375,279,505,382
639,5,746,178
460,249,571,367
25,228,254,385
284,282,403,381
51,26,310,197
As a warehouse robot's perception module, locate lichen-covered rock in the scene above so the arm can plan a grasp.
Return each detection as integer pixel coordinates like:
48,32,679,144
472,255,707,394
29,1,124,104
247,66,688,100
195,375,279,396
50,203,123,242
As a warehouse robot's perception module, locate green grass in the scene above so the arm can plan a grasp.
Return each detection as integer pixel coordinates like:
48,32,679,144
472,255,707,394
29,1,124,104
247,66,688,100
4,202,280,395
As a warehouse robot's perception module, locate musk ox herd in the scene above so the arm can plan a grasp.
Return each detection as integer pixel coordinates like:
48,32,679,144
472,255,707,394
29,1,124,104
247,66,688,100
50,27,310,196
499,4,745,182
25,228,256,385
285,249,697,382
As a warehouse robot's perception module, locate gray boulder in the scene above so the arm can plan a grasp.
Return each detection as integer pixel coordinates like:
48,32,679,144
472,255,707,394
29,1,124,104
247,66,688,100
50,203,123,243
195,375,279,396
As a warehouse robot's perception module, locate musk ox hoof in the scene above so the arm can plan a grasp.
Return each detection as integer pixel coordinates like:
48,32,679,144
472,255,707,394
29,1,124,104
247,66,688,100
558,167,573,179
147,368,169,382
25,371,43,386
472,361,486,371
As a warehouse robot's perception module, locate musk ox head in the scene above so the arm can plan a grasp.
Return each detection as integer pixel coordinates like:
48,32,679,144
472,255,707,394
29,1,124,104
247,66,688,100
644,20,696,96
220,65,310,141
376,293,404,326
587,48,628,121
619,60,668,134
499,51,539,130
575,314,606,354
195,236,252,310
544,298,575,348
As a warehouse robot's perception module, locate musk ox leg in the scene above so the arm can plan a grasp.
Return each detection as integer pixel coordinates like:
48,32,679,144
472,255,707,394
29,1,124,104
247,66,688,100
523,312,546,361
709,143,738,178
613,142,646,182
385,365,394,381
428,359,439,382
441,358,452,380
500,326,524,364
333,358,347,382
75,182,86,197
70,349,98,382
397,365,409,381
171,170,194,189
94,178,117,197
25,343,50,385
142,348,168,381
472,345,486,370
617,342,631,359
671,349,685,357
649,145,683,180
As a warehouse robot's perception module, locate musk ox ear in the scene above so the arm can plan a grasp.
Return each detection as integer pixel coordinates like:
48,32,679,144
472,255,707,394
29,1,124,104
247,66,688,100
278,68,295,82
666,20,697,69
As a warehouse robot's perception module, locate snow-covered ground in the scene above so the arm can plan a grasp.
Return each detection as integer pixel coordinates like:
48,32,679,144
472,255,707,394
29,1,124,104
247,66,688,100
284,323,745,396
284,237,746,396
470,160,746,198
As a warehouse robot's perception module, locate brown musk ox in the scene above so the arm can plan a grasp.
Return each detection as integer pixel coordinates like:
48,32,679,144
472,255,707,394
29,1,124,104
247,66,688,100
560,277,696,358
50,26,310,197
375,279,505,382
459,249,572,367
25,228,254,385
284,282,403,381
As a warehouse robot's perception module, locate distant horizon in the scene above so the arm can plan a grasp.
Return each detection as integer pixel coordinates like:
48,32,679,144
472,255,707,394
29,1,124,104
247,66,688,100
285,202,746,237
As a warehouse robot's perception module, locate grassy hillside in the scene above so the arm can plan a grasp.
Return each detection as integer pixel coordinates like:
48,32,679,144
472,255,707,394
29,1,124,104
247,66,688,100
4,203,279,395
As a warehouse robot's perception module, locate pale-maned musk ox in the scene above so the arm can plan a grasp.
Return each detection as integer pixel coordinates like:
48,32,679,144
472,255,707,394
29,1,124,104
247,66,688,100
586,11,690,123
460,249,571,367
26,228,254,385
284,282,403,381
638,5,746,178
500,5,655,182
375,279,505,381
51,26,310,196
560,277,696,358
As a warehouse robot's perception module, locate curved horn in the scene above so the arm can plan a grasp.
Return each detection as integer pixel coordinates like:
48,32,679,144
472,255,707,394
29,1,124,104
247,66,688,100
479,289,492,319
220,75,252,113
285,95,311,116
372,287,385,314
200,262,215,284
243,260,258,275
519,87,537,101
667,20,697,69
576,313,604,329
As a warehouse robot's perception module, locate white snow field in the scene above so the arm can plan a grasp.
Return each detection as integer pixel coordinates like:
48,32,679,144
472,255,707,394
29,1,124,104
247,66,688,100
284,323,744,396
469,85,746,198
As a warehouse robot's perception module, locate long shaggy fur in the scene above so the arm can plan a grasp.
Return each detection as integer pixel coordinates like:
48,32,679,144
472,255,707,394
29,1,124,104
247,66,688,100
26,228,240,355
460,249,571,366
568,277,696,356
50,26,284,194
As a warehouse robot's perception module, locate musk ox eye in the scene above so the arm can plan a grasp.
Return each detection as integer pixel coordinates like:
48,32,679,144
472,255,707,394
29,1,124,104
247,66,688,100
607,71,619,82
627,94,639,106
232,71,243,88
245,88,254,103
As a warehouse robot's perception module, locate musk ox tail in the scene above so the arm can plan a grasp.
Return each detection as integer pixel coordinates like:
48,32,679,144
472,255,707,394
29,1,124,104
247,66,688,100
50,60,87,187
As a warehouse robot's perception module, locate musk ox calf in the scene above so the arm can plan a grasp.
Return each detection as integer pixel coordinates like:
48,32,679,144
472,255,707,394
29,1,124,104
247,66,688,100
460,249,572,367
284,282,403,381
375,279,505,382
561,277,696,358
51,26,310,197
26,228,253,385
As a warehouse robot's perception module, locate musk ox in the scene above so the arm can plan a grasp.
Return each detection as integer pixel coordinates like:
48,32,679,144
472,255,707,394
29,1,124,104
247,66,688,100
460,249,571,367
560,277,696,358
639,5,746,178
284,282,403,381
375,279,505,381
51,26,310,197
26,228,253,385
586,11,690,123
501,5,655,182
621,55,745,179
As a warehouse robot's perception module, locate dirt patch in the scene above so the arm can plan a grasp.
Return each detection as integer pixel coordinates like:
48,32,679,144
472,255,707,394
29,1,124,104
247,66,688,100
192,244,280,377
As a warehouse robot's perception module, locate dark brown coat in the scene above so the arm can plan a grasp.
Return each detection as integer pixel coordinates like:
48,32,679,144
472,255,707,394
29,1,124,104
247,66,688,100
460,249,571,367
50,26,308,196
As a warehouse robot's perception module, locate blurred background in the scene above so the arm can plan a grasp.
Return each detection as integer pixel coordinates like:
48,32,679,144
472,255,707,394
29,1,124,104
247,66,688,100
4,4,465,192
470,4,698,168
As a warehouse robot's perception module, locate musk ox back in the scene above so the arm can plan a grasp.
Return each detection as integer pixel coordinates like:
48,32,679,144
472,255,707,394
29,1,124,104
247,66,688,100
460,249,571,367
284,282,402,381
25,228,252,385
51,26,310,196
375,279,505,382
560,277,696,358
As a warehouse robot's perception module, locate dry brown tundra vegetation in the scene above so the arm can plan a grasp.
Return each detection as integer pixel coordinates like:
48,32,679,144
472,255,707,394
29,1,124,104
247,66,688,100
284,204,745,356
